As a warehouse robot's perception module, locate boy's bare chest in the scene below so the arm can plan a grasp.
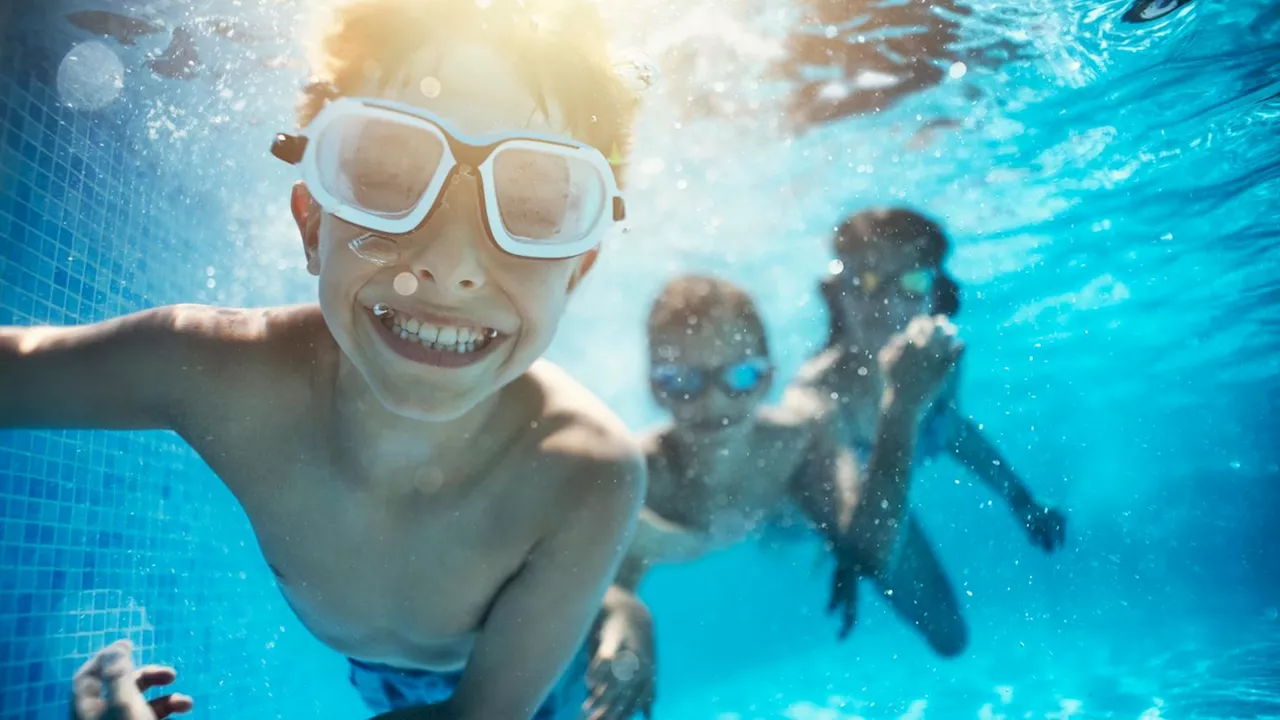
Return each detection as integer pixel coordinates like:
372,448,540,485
195,434,545,668
656,432,802,532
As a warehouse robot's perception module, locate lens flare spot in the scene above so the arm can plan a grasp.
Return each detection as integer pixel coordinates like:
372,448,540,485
394,272,419,296
57,41,125,110
610,650,639,681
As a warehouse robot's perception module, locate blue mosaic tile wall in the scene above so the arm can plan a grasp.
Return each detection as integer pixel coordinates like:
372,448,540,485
0,35,362,720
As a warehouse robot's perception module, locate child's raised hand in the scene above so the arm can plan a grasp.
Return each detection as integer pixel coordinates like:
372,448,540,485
72,640,193,720
1020,504,1068,552
879,314,964,411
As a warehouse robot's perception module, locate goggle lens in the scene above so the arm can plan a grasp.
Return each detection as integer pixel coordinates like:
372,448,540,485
315,111,445,221
492,146,607,246
652,364,706,397
721,358,770,395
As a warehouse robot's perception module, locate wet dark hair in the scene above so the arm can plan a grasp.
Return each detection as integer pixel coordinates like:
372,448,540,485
648,275,769,357
823,207,961,346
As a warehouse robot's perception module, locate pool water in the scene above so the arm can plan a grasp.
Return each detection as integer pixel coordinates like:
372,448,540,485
1,0,1278,718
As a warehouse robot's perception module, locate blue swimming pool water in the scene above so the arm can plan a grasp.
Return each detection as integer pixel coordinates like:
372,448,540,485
1,0,1278,718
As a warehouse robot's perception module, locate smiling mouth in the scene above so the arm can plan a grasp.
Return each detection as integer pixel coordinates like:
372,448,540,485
367,304,505,368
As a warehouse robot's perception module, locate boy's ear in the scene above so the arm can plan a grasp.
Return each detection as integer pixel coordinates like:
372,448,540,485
291,181,322,276
568,248,600,293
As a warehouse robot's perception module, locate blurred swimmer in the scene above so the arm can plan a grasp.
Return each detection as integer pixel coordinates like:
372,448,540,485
584,275,960,719
795,207,1067,657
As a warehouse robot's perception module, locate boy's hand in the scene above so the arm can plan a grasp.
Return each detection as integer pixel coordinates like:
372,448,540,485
585,597,656,720
1019,504,1067,552
72,640,193,720
879,315,963,412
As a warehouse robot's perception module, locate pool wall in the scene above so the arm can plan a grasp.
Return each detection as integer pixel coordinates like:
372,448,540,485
0,30,364,720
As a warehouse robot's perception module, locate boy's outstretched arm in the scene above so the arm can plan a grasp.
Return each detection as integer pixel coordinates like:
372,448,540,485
946,416,1066,552
0,305,255,431
375,452,645,720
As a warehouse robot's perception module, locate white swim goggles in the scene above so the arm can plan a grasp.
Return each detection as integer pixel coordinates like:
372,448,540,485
272,96,627,260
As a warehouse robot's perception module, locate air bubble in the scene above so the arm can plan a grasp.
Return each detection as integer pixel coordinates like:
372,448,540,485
948,62,968,80
420,77,442,98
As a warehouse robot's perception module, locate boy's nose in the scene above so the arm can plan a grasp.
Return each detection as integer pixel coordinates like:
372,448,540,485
405,174,488,295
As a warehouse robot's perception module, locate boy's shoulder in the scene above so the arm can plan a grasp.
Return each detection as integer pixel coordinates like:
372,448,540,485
160,304,337,419
516,359,645,494
165,303,333,366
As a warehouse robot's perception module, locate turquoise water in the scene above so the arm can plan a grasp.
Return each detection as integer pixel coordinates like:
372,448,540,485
1,0,1278,718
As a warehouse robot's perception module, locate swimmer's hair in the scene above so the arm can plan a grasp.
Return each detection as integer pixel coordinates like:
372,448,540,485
648,275,769,356
833,207,949,266
297,0,637,179
824,207,961,347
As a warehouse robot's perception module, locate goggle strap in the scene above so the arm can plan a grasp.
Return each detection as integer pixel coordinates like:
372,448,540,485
271,133,308,165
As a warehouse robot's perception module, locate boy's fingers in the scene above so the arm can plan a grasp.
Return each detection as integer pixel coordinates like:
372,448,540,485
149,693,194,718
605,686,638,720
70,695,105,720
71,669,103,703
134,665,178,692
586,671,614,708
101,650,144,708
587,658,612,691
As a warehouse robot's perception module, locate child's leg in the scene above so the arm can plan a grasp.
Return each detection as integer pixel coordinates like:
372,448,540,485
873,514,968,658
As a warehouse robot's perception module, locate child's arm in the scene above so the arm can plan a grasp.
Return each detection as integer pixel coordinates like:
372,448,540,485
0,306,251,430
789,315,962,637
785,387,920,566
787,396,920,638
377,453,645,720
945,414,1066,551
627,508,723,566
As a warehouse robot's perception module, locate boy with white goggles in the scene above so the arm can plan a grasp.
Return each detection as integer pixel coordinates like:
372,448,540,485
271,96,628,260
0,0,646,718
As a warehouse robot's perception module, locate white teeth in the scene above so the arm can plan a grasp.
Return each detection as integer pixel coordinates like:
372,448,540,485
379,310,497,355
